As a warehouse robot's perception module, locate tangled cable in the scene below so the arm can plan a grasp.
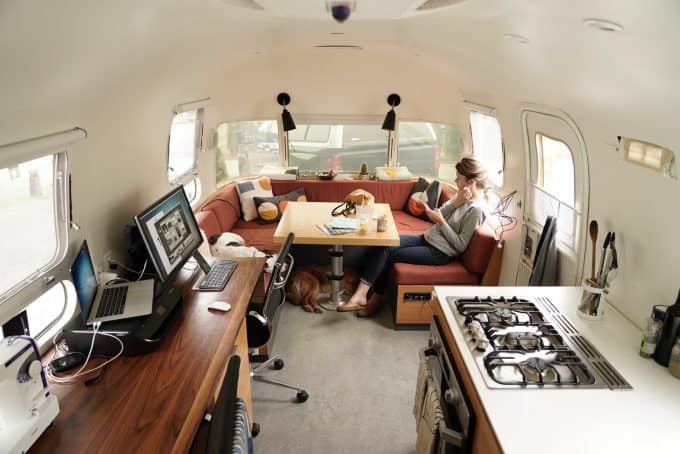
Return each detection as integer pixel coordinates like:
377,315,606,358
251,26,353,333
490,189,518,240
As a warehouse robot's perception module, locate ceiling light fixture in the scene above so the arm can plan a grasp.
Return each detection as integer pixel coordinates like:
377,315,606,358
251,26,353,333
277,92,296,132
381,94,401,131
583,18,624,32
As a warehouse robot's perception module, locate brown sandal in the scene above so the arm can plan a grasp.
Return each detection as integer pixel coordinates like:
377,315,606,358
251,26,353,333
337,300,363,312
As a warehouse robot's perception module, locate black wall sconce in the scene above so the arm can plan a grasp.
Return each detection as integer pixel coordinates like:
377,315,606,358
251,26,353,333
277,92,296,131
381,93,401,131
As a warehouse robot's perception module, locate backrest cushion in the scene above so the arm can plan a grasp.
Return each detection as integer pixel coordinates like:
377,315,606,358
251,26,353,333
253,187,307,224
236,177,273,221
405,177,441,219
461,226,498,275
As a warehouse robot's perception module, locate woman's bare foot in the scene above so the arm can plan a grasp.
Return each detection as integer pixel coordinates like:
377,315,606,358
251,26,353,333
337,282,370,312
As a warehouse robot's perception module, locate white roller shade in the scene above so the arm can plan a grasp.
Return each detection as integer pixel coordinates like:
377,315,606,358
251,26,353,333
0,127,86,169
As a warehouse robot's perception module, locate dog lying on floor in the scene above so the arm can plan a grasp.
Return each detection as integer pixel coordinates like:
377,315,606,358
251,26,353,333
286,266,359,313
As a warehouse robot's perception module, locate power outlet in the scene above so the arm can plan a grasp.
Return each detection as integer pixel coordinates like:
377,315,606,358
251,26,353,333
102,250,113,272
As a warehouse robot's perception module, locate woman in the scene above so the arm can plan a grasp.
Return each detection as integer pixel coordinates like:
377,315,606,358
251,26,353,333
338,157,488,315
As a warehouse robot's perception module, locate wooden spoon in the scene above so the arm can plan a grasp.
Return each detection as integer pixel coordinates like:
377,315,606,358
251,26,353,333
589,220,598,281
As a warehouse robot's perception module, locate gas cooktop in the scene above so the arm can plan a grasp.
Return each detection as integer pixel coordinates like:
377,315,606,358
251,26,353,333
447,296,632,389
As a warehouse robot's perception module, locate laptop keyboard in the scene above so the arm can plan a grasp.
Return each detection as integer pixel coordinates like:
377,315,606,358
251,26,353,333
198,259,238,291
96,286,128,317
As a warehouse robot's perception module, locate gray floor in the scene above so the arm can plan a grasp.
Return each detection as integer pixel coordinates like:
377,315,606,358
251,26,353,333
252,301,428,453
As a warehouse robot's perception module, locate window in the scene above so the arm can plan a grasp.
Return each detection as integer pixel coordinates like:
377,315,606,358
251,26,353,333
288,122,388,173
536,134,575,206
397,122,461,181
215,120,280,185
168,109,202,184
182,177,201,205
469,111,504,188
620,137,677,179
0,155,63,296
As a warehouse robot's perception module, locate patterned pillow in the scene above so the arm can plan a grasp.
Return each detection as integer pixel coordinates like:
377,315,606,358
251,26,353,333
253,188,307,224
235,177,273,221
405,177,441,219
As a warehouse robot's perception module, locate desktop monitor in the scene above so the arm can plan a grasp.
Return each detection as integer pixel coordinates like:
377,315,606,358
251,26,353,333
134,186,204,282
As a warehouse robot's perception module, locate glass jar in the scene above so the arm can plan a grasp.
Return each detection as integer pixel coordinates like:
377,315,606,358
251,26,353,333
668,338,680,379
640,316,663,358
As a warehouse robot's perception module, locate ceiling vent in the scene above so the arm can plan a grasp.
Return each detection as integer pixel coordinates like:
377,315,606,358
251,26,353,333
416,0,468,11
315,45,363,50
220,0,264,10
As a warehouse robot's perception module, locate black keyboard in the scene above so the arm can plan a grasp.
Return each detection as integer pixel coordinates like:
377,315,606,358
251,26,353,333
198,259,238,291
96,286,128,317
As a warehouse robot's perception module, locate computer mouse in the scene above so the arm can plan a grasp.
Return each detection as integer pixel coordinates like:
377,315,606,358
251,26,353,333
207,301,231,312
49,351,85,373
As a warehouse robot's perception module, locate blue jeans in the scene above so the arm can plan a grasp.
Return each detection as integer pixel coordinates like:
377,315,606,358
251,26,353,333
361,234,454,294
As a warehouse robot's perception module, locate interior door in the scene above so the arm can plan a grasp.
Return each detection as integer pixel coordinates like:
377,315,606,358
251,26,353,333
517,107,589,285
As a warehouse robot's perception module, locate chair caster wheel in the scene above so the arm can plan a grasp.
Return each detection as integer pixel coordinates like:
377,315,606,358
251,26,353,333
273,358,285,370
296,390,309,403
251,422,261,437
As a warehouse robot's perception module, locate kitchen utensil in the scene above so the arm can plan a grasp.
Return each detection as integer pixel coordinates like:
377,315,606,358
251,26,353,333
589,220,598,281
597,232,611,284
578,278,606,320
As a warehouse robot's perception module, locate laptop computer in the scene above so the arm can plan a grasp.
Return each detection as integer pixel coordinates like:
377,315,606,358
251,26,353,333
70,240,154,325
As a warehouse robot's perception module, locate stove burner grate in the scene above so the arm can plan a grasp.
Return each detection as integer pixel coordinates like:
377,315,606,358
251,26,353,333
484,349,596,386
455,296,546,326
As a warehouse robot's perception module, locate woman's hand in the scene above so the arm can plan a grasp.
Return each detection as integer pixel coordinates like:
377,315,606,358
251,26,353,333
425,205,446,224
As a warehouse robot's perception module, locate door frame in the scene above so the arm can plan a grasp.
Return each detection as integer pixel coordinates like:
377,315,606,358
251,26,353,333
520,103,590,285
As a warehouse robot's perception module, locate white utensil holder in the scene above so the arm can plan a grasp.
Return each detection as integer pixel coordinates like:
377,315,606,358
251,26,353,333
577,279,606,320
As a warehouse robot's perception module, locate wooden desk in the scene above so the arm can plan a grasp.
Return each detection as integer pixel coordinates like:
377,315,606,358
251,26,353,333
273,202,399,307
32,257,265,454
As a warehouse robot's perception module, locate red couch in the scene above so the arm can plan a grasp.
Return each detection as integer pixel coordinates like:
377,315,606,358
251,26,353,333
196,178,503,326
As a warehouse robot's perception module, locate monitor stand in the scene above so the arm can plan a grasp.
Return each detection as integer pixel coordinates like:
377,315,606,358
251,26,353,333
192,250,212,274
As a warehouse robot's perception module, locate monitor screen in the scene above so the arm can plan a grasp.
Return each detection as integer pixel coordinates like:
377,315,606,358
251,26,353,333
70,240,98,323
134,187,203,282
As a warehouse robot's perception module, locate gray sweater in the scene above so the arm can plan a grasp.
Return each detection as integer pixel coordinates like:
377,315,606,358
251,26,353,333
423,200,486,256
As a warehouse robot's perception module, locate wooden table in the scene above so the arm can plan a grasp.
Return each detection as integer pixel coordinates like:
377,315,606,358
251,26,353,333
32,257,265,454
273,202,399,307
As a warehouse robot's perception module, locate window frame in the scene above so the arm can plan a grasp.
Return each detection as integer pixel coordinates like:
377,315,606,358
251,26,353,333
534,132,576,208
0,150,73,348
167,108,203,185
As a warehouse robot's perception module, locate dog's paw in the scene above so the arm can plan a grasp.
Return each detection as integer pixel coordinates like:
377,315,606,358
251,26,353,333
302,305,313,312
313,306,323,313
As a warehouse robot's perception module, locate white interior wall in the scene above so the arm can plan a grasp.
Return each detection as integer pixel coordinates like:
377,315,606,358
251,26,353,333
2,0,680,328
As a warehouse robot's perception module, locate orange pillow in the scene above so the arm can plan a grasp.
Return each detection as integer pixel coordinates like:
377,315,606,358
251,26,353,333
405,177,441,219
253,188,307,224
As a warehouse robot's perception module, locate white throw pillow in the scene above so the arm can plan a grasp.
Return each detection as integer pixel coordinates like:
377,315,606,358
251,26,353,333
235,177,273,221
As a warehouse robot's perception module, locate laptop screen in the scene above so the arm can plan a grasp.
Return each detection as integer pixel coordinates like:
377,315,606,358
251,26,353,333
70,240,98,323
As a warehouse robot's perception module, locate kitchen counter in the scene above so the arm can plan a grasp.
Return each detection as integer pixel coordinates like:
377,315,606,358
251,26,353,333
434,286,680,454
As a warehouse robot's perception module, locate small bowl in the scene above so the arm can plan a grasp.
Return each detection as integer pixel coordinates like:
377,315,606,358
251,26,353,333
317,172,334,180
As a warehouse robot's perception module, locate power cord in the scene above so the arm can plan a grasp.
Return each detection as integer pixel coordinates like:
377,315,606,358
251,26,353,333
489,189,518,241
45,323,124,384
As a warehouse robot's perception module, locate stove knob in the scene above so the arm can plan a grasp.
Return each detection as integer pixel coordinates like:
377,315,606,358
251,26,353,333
444,388,461,405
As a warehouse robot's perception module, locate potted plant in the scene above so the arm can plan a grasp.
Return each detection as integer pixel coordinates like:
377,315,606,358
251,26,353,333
358,162,369,180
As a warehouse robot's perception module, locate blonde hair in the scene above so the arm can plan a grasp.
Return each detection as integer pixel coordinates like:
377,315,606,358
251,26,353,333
455,157,487,189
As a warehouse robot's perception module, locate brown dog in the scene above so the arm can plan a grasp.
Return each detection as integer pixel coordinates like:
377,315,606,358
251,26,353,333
286,266,359,313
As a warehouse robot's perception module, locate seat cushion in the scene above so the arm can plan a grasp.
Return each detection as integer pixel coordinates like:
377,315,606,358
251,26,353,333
391,210,433,236
231,219,279,253
390,261,481,286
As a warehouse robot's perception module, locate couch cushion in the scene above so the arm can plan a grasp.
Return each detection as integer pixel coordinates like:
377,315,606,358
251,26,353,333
270,179,416,210
405,177,442,219
253,187,307,224
235,177,273,221
461,226,498,275
195,210,221,239
391,210,433,236
230,219,279,253
390,261,481,286
199,183,242,232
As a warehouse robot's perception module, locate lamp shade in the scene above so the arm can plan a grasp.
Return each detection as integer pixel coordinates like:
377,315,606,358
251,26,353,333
281,107,296,132
277,92,296,131
381,93,401,131
381,109,396,131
